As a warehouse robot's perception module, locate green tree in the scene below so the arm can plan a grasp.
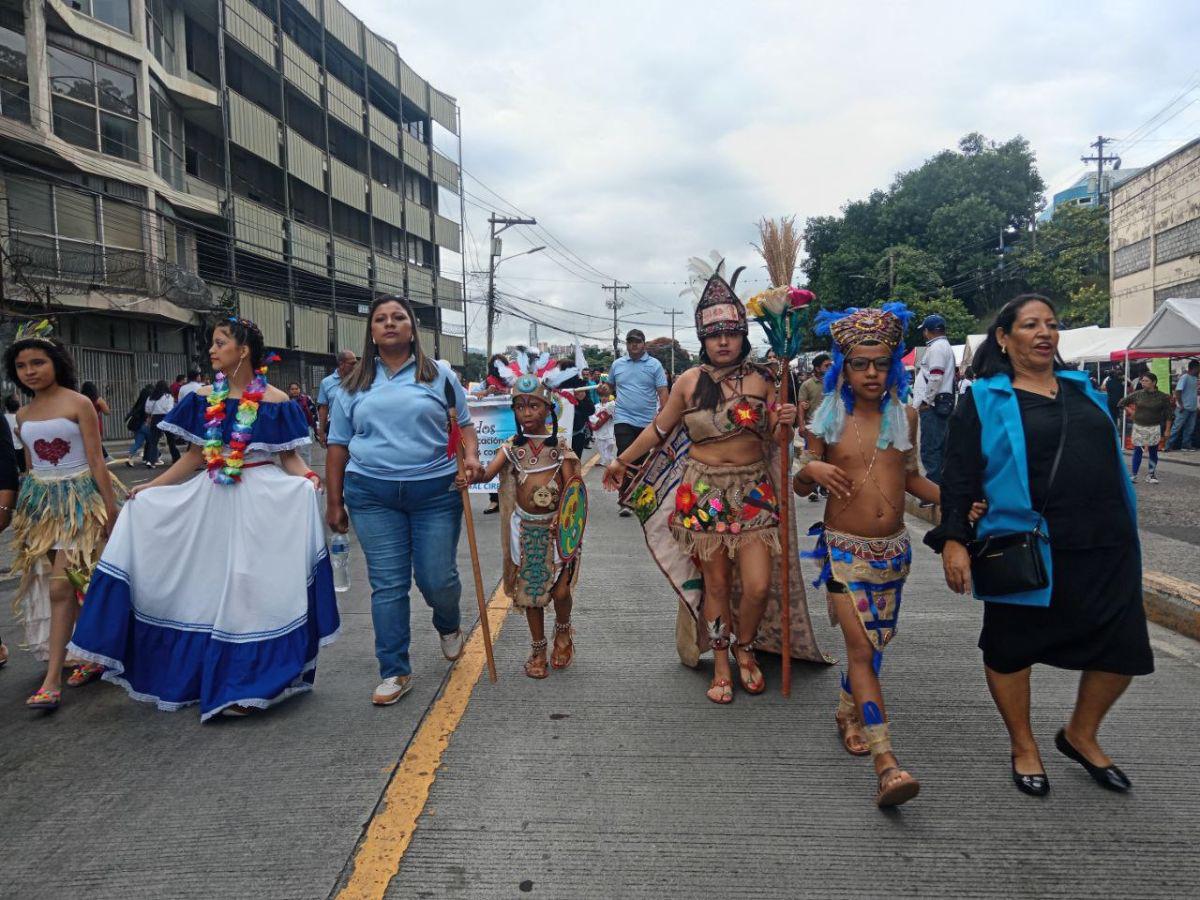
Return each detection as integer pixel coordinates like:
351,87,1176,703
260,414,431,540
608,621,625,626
645,337,692,376
583,345,614,370
904,290,977,346
1009,203,1109,324
461,350,489,382
1062,283,1110,328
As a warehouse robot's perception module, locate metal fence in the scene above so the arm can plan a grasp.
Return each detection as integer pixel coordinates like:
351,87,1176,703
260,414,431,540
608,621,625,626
70,346,191,441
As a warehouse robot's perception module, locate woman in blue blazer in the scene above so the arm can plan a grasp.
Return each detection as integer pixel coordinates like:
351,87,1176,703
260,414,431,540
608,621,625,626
929,295,1152,797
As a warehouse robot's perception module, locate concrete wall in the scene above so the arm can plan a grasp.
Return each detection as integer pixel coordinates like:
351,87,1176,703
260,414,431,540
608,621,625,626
1111,139,1200,326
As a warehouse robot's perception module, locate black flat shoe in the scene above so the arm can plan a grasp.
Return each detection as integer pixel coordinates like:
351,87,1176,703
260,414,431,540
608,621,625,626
1055,729,1131,793
1011,756,1050,797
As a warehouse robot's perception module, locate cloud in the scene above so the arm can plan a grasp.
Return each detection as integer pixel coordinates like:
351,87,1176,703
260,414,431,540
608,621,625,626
343,0,1200,353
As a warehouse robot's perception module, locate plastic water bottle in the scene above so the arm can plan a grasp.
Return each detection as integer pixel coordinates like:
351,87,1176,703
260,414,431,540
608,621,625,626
330,533,351,593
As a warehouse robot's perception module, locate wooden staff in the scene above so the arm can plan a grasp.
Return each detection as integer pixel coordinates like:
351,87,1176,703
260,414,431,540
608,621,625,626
777,359,794,697
456,443,498,683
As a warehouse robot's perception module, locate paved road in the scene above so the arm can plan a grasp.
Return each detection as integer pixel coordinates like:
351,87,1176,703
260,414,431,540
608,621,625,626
2,454,1199,898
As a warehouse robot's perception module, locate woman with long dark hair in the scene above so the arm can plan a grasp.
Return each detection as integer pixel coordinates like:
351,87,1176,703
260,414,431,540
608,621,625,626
928,294,1152,796
142,379,174,467
4,324,120,710
68,317,339,720
602,267,826,701
325,295,481,706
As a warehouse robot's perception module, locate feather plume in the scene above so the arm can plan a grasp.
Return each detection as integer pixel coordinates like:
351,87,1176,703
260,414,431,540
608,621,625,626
680,251,725,304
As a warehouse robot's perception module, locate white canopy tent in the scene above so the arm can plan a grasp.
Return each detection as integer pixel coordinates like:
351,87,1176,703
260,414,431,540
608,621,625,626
1123,298,1200,356
1061,326,1141,364
960,326,1108,368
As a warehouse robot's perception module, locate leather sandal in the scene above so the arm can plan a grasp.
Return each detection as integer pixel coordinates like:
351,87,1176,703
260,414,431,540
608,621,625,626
875,766,920,807
733,642,765,695
524,639,549,679
836,710,871,756
550,622,575,670
706,677,733,704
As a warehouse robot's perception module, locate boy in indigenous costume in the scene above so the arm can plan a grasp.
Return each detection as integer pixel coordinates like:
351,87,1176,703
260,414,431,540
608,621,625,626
604,259,828,703
794,302,940,807
470,351,585,678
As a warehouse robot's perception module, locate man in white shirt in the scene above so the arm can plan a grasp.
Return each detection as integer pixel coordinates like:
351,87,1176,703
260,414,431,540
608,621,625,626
176,368,203,404
915,314,956,486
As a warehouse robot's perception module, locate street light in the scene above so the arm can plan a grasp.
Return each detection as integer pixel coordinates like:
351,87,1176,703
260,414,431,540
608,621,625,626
495,246,545,270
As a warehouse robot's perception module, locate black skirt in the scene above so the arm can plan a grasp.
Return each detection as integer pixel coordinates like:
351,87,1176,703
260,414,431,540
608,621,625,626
979,542,1154,676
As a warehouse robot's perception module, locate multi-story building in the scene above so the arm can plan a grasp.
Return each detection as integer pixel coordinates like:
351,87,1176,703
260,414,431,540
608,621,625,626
0,0,464,433
1038,167,1144,222
1110,138,1200,327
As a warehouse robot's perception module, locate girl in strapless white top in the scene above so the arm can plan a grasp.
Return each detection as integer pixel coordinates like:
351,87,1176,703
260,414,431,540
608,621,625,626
4,330,121,712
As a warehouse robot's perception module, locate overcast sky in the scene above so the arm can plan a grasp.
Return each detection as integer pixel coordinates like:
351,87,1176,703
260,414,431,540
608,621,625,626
344,0,1200,356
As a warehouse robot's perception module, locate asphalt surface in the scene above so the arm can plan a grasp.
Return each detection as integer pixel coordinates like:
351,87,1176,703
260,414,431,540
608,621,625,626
2,449,1199,898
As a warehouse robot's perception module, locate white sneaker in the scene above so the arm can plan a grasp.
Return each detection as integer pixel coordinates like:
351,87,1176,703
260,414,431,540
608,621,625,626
439,629,466,661
372,675,413,706
1148,474,1159,484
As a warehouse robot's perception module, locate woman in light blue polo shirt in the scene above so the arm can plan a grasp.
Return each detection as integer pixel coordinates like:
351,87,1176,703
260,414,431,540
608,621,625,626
326,295,482,706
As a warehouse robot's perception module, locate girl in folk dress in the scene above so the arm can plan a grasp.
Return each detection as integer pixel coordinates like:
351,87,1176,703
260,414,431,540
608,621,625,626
69,317,339,721
4,323,121,711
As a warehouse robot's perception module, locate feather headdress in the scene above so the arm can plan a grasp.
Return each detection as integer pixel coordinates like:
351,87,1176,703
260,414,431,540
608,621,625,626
13,319,56,344
809,302,915,451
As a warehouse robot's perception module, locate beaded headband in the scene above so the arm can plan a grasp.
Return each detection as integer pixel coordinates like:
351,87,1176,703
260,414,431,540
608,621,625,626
827,307,905,353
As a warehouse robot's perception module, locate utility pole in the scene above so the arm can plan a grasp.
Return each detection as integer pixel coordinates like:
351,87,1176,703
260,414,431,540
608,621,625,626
665,308,685,376
1081,135,1121,204
604,281,630,357
486,213,537,357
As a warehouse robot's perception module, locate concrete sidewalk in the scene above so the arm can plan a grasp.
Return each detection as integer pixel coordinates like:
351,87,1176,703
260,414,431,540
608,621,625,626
386,465,1200,899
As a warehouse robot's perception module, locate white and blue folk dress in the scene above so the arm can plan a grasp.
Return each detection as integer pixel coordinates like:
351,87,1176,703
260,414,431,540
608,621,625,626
68,392,340,721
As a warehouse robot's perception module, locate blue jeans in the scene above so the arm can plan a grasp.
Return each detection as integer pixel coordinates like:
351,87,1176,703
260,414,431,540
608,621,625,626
128,422,153,461
1167,408,1196,450
344,471,463,678
919,406,949,485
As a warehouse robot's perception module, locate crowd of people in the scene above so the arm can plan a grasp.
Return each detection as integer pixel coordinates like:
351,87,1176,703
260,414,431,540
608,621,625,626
0,276,1176,813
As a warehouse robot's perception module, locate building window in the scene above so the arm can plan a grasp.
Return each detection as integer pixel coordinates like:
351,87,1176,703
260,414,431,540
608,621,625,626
404,169,430,206
145,0,176,71
150,79,185,189
0,18,30,123
406,234,427,267
331,200,369,245
4,176,145,289
49,44,139,161
75,0,132,33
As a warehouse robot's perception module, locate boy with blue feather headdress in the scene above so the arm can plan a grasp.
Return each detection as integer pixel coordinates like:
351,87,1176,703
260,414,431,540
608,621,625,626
793,301,941,808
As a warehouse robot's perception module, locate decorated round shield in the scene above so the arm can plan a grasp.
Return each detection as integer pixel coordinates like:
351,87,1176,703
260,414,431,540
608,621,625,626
556,475,588,562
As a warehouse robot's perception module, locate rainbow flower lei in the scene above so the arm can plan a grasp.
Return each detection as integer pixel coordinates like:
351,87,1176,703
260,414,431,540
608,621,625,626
203,364,269,485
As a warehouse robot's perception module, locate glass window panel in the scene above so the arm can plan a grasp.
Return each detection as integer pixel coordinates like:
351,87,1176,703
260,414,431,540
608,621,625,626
55,188,99,242
100,112,138,160
0,24,28,83
92,0,132,33
49,47,96,105
96,64,136,116
5,178,54,233
53,97,99,151
0,78,30,123
58,239,104,284
102,199,144,249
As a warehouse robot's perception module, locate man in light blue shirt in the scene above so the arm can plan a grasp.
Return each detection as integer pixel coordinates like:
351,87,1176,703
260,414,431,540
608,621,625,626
316,349,357,447
609,329,668,515
1167,359,1199,451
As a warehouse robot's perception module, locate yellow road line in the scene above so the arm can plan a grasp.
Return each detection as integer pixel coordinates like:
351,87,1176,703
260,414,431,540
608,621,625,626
337,454,599,899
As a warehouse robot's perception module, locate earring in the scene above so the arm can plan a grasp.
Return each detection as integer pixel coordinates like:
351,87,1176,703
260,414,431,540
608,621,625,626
1001,345,1008,356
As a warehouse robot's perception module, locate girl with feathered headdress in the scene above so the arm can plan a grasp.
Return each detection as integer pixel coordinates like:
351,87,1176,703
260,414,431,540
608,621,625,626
3,321,123,711
793,302,941,808
464,347,585,678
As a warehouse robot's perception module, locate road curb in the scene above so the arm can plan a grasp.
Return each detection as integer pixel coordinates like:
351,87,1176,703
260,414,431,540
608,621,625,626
903,498,1200,644
1143,572,1200,642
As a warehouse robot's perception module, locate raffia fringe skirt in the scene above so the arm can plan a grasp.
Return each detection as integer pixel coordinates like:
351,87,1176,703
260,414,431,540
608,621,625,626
10,467,121,660
669,459,780,561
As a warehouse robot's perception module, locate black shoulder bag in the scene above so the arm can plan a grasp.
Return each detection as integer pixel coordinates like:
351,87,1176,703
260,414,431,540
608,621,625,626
968,386,1066,598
